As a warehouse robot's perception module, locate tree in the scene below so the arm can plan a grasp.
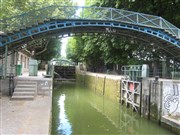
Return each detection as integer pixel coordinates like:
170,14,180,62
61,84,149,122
115,0,180,27
66,0,180,73
0,0,75,61
0,0,74,19
66,37,85,64
30,38,61,61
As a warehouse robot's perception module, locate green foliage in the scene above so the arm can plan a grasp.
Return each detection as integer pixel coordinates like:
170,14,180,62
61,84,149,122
65,0,180,72
85,0,100,6
0,0,74,19
1,0,179,71
101,0,180,27
35,38,61,61
66,37,85,63
132,0,180,27
0,0,74,61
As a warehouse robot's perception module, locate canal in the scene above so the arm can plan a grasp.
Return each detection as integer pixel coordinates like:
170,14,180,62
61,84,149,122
51,82,176,135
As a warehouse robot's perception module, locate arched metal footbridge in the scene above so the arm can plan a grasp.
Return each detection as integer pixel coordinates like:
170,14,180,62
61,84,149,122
0,5,180,58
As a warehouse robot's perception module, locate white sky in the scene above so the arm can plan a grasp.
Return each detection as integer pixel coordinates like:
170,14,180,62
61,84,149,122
61,0,85,58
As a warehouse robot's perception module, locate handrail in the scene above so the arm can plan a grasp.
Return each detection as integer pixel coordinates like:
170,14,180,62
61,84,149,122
0,5,179,39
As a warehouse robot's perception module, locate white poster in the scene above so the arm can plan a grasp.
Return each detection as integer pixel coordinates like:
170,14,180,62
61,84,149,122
162,81,180,115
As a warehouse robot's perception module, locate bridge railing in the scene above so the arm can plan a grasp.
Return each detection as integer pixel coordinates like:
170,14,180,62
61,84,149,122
0,5,180,39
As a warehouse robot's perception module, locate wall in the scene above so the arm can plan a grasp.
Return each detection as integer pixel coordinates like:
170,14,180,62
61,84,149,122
17,51,30,73
76,71,123,102
0,51,30,76
14,77,52,96
161,81,180,134
0,76,52,99
0,79,9,95
77,72,180,118
141,78,180,134
162,81,180,116
77,71,180,134
0,53,16,76
141,79,180,115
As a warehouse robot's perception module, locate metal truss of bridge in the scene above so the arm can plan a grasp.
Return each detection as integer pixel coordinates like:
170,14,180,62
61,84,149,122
0,5,180,58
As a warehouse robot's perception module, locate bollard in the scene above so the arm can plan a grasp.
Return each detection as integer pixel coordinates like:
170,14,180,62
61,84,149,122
9,73,14,96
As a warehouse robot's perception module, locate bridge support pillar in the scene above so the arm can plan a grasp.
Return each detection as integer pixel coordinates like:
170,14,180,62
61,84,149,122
3,45,8,79
162,59,167,78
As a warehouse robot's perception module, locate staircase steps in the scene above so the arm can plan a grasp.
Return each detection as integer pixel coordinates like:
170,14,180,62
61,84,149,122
11,95,34,100
13,91,35,96
11,81,37,100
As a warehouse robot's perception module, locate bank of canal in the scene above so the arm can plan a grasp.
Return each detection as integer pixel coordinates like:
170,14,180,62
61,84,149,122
51,82,176,135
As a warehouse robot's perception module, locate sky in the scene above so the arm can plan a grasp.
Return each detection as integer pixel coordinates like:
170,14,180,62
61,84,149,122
61,0,85,58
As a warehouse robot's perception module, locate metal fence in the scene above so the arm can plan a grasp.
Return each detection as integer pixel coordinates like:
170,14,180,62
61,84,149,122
1,5,180,39
120,64,180,80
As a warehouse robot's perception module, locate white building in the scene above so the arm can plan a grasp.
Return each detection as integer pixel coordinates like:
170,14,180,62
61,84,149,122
0,49,31,77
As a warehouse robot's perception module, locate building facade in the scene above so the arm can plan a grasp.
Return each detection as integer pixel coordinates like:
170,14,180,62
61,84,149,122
0,50,31,77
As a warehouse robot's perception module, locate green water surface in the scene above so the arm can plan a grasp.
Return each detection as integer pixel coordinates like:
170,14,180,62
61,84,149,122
51,82,176,135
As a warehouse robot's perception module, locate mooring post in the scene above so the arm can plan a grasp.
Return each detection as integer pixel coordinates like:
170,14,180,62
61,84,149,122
95,75,98,92
9,73,14,96
139,77,143,116
103,76,106,95
159,81,163,125
154,76,159,121
120,79,122,104
148,80,152,120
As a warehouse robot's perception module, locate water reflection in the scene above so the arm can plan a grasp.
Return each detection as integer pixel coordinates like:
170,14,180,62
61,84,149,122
88,92,175,135
88,95,141,135
52,83,175,135
58,94,72,135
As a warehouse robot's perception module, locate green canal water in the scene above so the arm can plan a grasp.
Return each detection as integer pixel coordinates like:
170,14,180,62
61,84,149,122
51,82,176,135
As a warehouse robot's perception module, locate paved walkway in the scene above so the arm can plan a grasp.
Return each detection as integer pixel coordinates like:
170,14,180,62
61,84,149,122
1,91,52,135
0,70,52,135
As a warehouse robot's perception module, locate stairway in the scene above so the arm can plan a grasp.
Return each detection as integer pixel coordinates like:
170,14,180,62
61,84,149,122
11,81,37,100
